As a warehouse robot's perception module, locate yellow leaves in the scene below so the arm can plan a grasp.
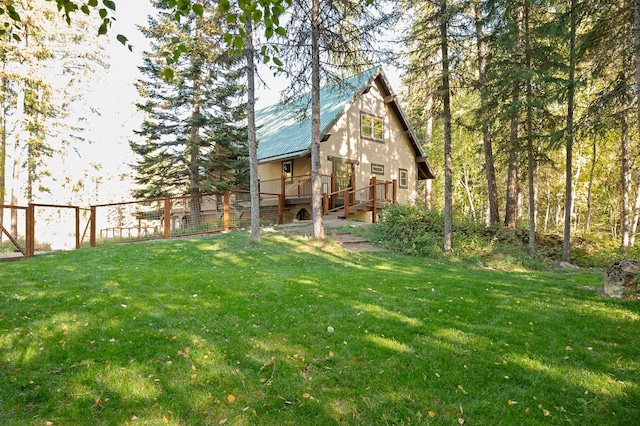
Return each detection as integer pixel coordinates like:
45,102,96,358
508,399,519,405
226,394,236,403
218,419,228,425
162,415,169,423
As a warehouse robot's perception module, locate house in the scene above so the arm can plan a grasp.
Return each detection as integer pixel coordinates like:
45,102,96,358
255,67,435,223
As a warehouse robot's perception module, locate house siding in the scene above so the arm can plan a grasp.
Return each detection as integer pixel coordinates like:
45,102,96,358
320,81,419,204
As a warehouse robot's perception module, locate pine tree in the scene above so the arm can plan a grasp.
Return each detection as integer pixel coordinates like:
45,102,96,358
131,1,248,204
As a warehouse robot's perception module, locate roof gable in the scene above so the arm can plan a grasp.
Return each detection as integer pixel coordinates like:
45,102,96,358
255,68,381,162
255,68,435,179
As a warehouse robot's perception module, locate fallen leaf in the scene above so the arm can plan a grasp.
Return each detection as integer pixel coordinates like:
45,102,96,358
219,419,228,425
227,394,236,403
162,416,169,423
543,409,550,416
303,393,310,398
428,411,435,417
458,418,465,425
508,400,518,405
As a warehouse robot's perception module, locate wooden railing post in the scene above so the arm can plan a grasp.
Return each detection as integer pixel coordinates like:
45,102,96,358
75,206,81,249
163,198,171,238
90,206,96,247
26,204,35,257
281,175,286,198
370,177,377,223
223,190,230,231
323,193,329,216
392,180,398,202
278,194,284,224
384,180,390,201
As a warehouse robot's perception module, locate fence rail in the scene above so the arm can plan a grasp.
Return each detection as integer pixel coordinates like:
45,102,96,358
1,178,397,261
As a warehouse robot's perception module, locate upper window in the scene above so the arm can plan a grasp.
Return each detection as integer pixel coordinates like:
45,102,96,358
283,160,293,182
361,113,384,142
371,163,385,175
399,169,408,188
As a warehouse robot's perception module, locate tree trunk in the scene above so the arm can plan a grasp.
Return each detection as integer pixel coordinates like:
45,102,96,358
475,0,499,225
562,0,576,263
10,81,26,236
311,0,324,239
245,19,260,243
0,75,6,241
620,114,631,250
424,60,434,210
505,2,523,229
524,2,535,255
585,133,597,232
630,179,640,246
440,0,453,253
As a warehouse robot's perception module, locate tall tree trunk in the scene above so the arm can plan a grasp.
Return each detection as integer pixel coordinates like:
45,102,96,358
424,60,434,209
585,133,597,232
245,19,260,243
562,0,576,263
620,114,631,250
10,81,25,236
474,0,499,225
524,2,535,255
440,0,453,253
631,0,640,247
311,0,324,239
505,2,523,229
0,75,6,241
630,179,640,246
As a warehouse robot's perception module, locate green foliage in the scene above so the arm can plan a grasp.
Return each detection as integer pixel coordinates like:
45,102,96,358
370,203,444,256
369,203,636,270
0,232,638,424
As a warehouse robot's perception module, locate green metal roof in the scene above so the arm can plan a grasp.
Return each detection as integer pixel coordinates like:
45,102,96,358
256,67,382,162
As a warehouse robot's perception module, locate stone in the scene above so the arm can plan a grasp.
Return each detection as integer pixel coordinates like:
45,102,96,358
604,259,640,298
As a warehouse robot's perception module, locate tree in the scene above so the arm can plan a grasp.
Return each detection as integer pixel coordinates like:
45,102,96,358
131,1,248,205
439,0,453,252
276,0,391,239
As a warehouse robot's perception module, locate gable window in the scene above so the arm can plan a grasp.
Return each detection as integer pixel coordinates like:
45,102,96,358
399,169,408,188
283,160,293,182
371,163,385,175
361,113,384,142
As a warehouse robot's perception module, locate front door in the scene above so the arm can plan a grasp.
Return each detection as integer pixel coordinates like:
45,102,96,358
332,159,354,208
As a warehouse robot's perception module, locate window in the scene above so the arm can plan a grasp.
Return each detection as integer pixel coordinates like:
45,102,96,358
399,169,408,188
371,163,385,175
361,113,384,141
283,160,293,182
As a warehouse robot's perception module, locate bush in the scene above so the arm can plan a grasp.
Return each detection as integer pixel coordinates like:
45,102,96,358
369,204,445,257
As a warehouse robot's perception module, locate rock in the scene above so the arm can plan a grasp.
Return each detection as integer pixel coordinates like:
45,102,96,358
604,259,640,298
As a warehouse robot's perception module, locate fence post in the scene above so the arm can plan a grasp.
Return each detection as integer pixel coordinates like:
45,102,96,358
163,198,171,238
26,204,35,257
90,206,96,247
75,206,81,249
223,190,230,231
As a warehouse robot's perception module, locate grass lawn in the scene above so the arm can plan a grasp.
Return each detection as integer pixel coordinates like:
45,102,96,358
0,230,638,425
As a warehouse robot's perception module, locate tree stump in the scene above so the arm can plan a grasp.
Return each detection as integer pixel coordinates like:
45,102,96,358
604,259,640,298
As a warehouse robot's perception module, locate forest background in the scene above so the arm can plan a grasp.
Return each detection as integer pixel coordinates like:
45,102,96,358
1,0,639,259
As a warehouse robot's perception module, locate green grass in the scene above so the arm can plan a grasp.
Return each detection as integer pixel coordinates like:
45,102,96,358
0,231,638,425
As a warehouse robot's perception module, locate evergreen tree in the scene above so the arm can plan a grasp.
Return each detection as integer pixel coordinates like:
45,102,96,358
131,0,248,204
